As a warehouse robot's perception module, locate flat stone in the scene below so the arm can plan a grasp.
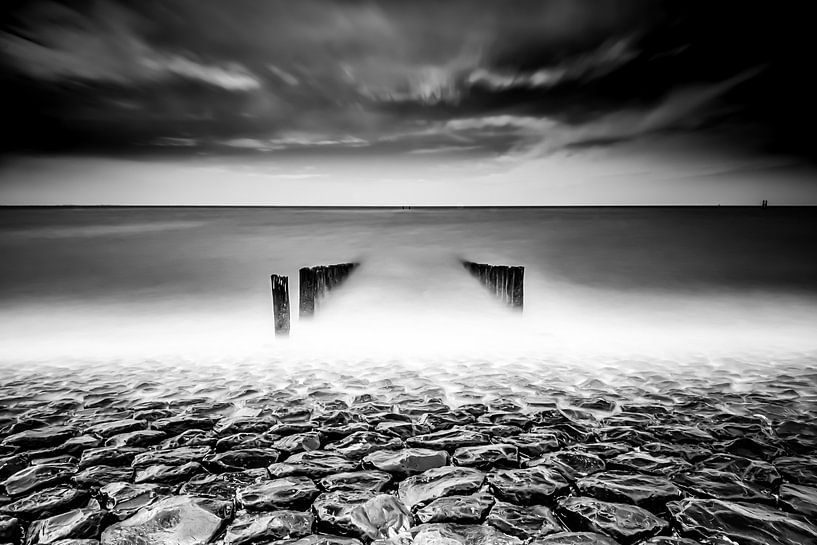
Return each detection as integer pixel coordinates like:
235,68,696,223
78,448,144,469
100,495,232,545
673,469,774,504
452,445,518,469
502,433,561,458
556,497,668,544
215,433,276,452
221,510,314,544
0,486,89,520
666,498,817,545
273,432,323,454
85,420,144,439
3,464,76,497
150,416,217,436
486,501,562,539
0,514,21,544
529,532,622,544
641,442,711,464
177,471,265,499
416,493,495,524
406,428,491,451
411,523,522,545
236,475,319,510
133,461,202,484
313,490,376,536
3,427,75,449
1,453,30,480
577,471,682,510
287,535,363,545
131,446,212,469
98,482,166,518
569,443,630,459
488,467,570,505
398,466,485,510
27,508,110,544
213,416,274,435
698,453,781,488
526,451,605,480
71,466,132,488
607,452,691,476
375,421,416,440
639,538,703,544
319,471,392,493
348,494,411,540
325,432,402,460
773,456,817,487
363,449,449,478
269,450,357,479
160,430,217,449
104,430,166,448
201,448,279,472
779,483,817,518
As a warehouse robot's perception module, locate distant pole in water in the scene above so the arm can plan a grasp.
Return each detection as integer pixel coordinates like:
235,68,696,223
762,199,768,208
270,274,290,336
299,262,359,318
462,260,524,310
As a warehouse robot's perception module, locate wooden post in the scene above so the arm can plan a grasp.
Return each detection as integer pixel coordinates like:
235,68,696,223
299,262,358,318
270,274,290,336
462,260,524,310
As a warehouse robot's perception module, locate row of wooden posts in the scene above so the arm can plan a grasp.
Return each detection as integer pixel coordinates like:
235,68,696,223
271,260,525,336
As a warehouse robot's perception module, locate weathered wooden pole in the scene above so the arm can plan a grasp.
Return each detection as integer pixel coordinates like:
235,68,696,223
462,260,524,310
299,262,359,318
270,274,290,336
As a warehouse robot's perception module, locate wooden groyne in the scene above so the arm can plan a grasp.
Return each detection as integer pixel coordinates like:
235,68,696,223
462,260,524,310
270,274,290,336
299,263,358,317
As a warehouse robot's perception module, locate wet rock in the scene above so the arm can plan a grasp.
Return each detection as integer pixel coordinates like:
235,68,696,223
104,430,165,448
269,450,357,479
452,445,518,469
150,416,216,436
98,482,166,518
779,483,817,518
641,442,711,464
673,468,774,504
363,449,449,478
78,448,143,470
406,428,490,451
411,523,522,545
319,471,392,493
27,508,110,544
71,466,132,488
526,451,605,480
647,425,714,444
237,475,319,510
594,427,654,446
374,421,416,440
418,412,475,432
416,493,495,524
160,429,217,449
698,453,781,487
485,412,532,429
84,420,143,439
556,497,668,544
1,486,88,520
1,454,30,480
273,432,322,455
269,422,315,436
201,448,279,472
221,510,314,544
177,470,264,499
313,490,376,536
58,437,101,457
349,494,411,540
529,531,621,544
133,461,202,484
325,432,402,460
488,467,570,505
398,466,485,510
213,416,274,436
100,495,232,545
486,501,562,539
774,455,817,487
131,446,211,469
576,471,682,510
569,443,630,459
318,423,372,441
3,464,76,497
666,498,817,545
3,427,75,450
502,433,561,458
215,433,277,452
0,514,21,543
638,538,699,545
607,452,690,477
287,535,363,545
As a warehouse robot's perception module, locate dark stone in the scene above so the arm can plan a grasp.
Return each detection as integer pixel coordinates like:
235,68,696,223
0,454,30,480
286,535,363,544
27,508,110,544
159,429,217,449
221,510,314,544
71,466,132,488
84,420,144,439
639,538,700,545
131,446,211,469
374,421,416,440
104,430,165,448
698,453,781,488
502,433,561,458
673,469,774,504
398,466,485,510
318,423,372,441
362,448,449,478
778,483,817,519
607,452,691,476
487,467,570,505
526,451,605,480
569,443,630,459
418,412,475,432
416,493,495,524
78,448,143,470
576,471,682,510
452,444,518,469
647,425,714,444
319,471,391,493
406,428,490,451
3,464,76,497
100,495,232,545
273,432,322,455
529,531,621,544
556,497,668,544
215,433,277,452
1,486,89,520
237,476,319,510
641,442,711,464
58,437,101,457
133,461,202,484
348,494,411,540
269,450,357,479
325,432,402,460
150,416,216,436
0,514,21,543
2,427,75,450
774,456,817,487
485,412,532,429
666,498,817,545
98,482,166,518
486,501,562,539
411,523,522,545
313,490,376,536
201,448,280,472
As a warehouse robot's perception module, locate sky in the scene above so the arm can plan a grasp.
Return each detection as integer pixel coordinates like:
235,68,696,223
1,0,815,205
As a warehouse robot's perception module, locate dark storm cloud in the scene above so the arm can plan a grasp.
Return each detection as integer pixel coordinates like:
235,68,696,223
1,0,812,159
